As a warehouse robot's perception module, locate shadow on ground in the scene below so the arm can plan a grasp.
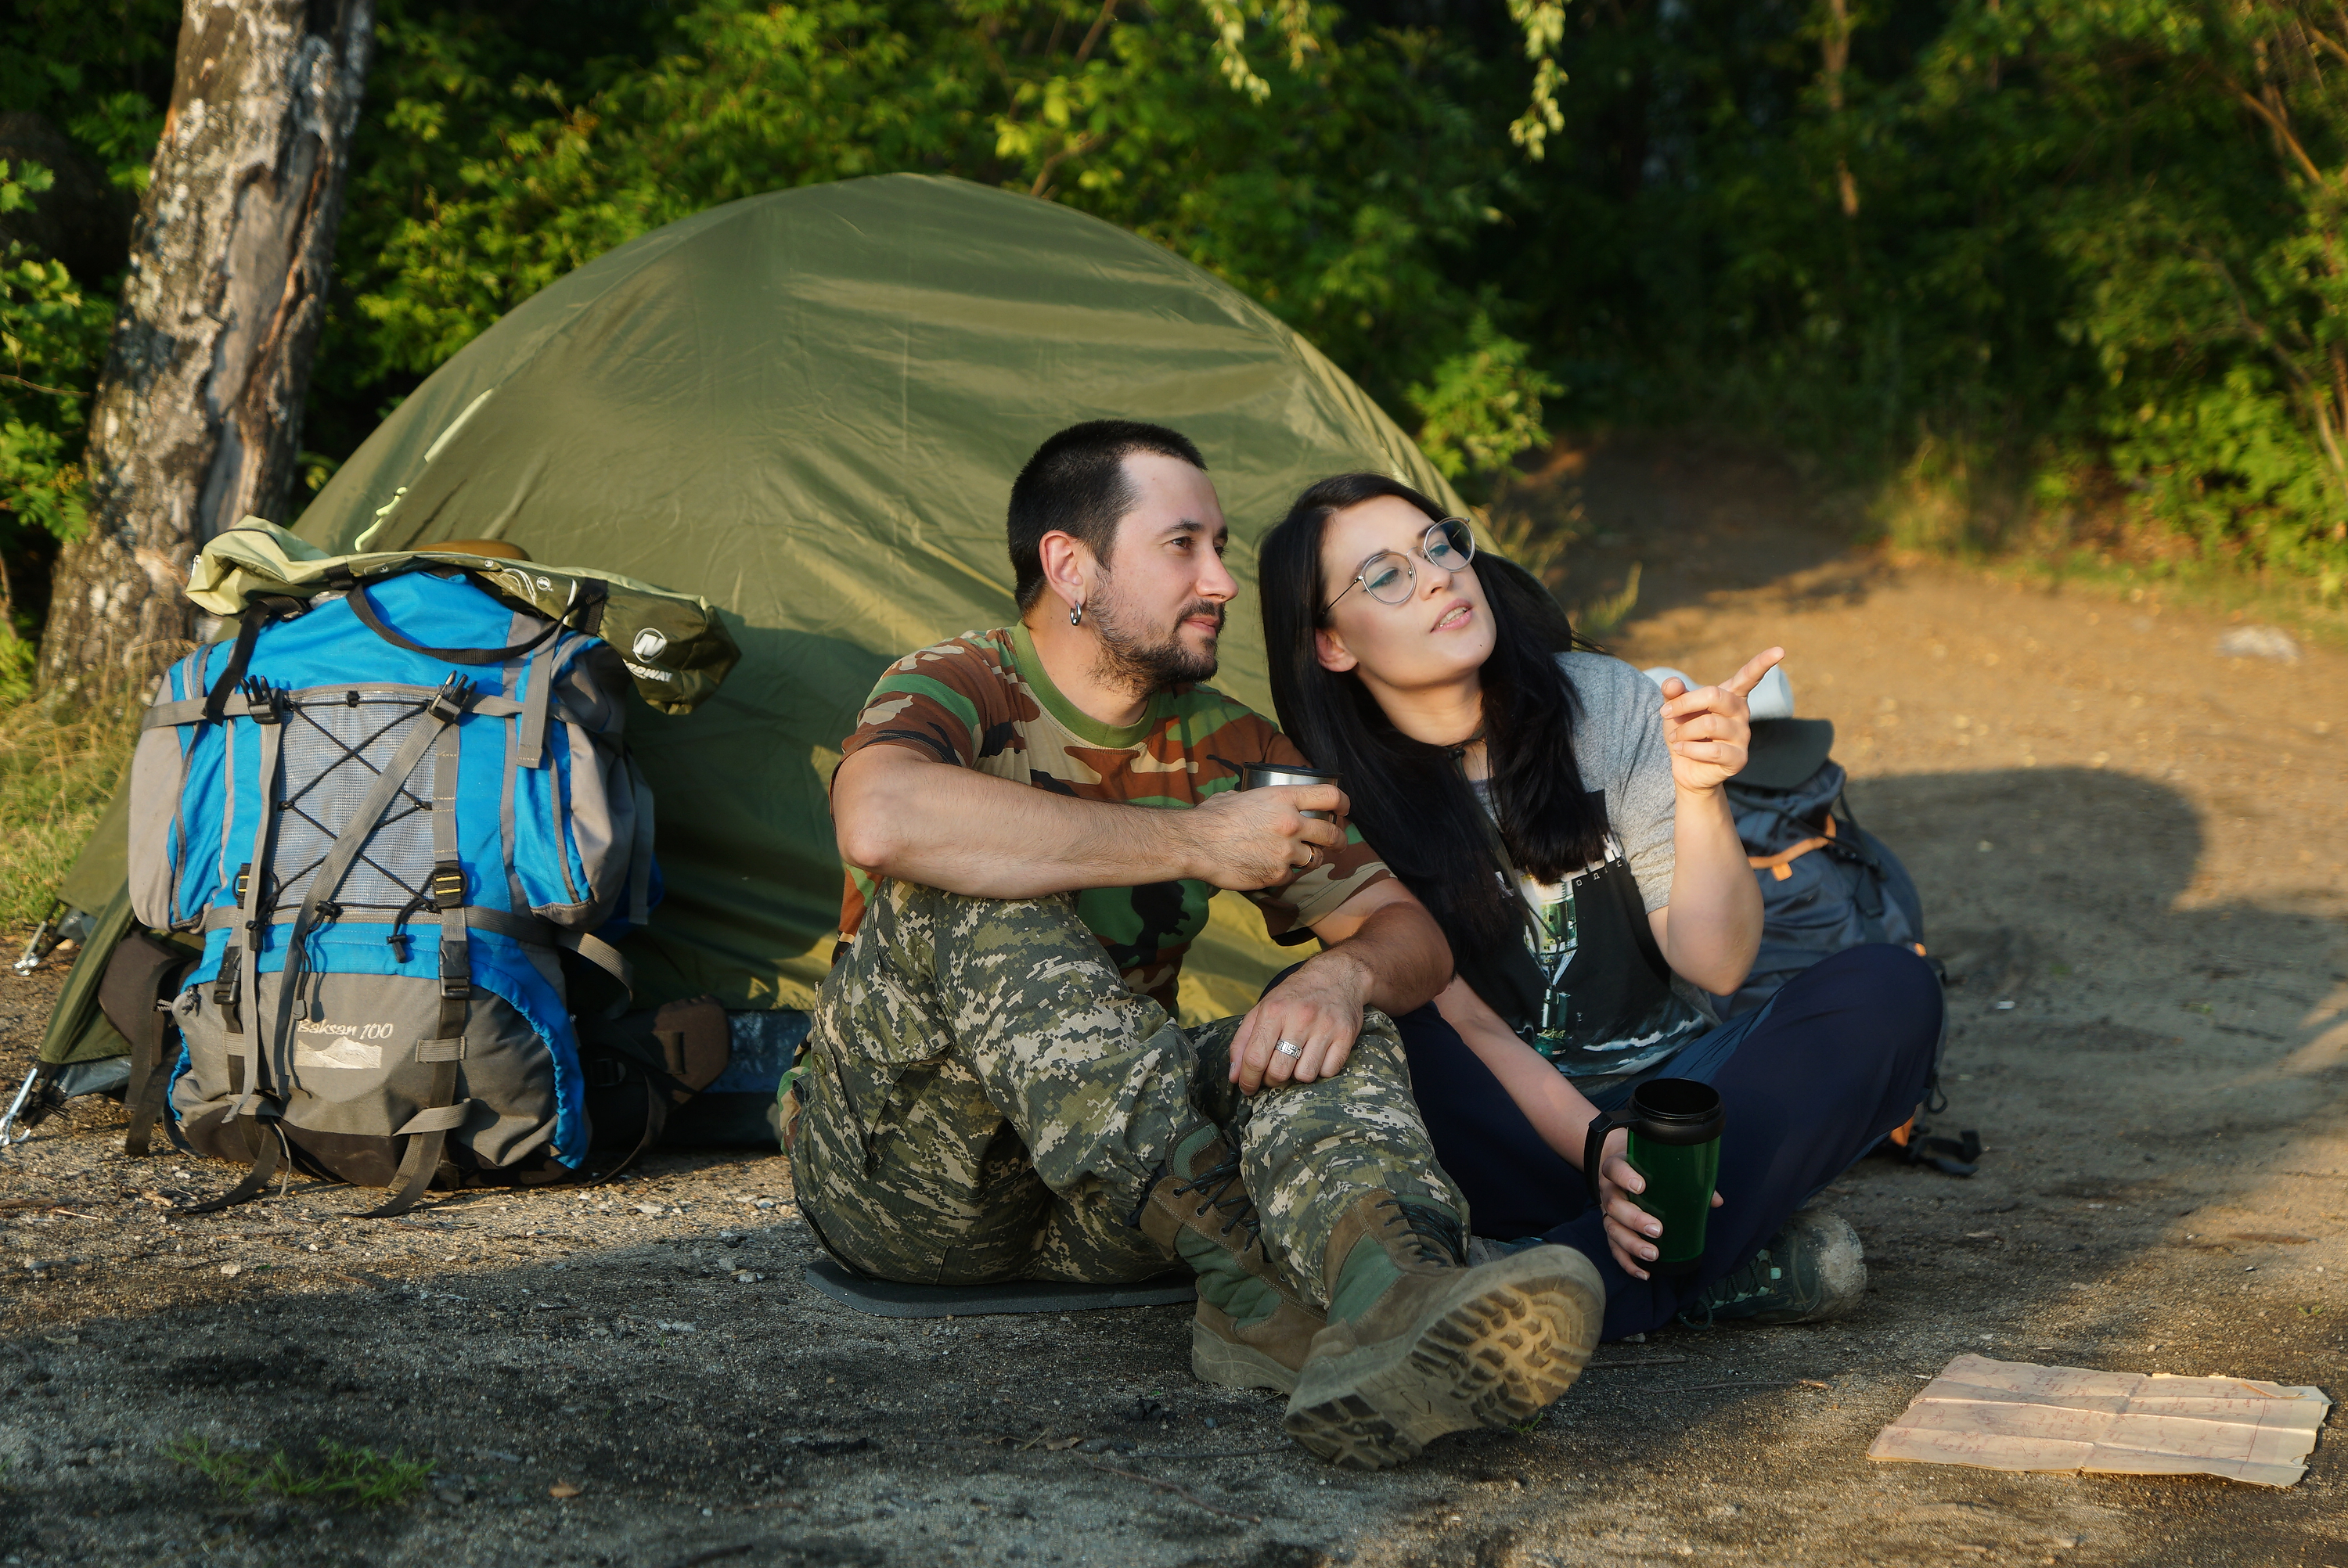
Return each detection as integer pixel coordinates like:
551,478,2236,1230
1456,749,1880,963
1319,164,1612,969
2,751,2343,1565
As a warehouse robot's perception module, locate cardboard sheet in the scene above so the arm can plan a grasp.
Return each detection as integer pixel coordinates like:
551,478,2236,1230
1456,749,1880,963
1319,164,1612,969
1869,1354,2331,1488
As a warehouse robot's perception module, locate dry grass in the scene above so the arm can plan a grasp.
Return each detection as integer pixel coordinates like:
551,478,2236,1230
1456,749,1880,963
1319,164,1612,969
0,682,140,931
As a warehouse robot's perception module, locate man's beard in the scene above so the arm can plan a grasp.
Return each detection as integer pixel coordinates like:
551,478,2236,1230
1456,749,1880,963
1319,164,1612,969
1086,576,1223,695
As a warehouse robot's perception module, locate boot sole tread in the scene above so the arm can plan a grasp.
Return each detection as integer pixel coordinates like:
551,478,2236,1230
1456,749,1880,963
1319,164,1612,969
1284,1250,1600,1471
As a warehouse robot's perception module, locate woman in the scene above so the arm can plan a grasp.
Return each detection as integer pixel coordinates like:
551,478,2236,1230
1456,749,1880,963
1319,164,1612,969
1256,473,1943,1343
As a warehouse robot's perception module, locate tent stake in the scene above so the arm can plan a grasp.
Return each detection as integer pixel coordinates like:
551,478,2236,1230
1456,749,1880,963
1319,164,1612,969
0,1065,41,1145
11,899,62,976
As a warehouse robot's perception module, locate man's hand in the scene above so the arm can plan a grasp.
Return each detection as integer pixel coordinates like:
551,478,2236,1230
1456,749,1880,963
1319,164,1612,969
1228,951,1372,1094
1223,880,1451,1097
1658,646,1784,794
1590,1126,1725,1281
1179,784,1349,890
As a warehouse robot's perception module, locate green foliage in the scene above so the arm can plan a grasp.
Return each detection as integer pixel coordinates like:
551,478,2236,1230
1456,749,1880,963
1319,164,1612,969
18,0,2348,632
0,6,169,665
322,0,1531,474
164,1434,435,1509
1504,0,2348,583
0,158,113,679
1410,311,1561,498
0,0,179,135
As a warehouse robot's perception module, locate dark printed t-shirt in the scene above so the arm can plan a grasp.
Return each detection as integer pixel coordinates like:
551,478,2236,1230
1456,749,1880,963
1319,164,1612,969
835,624,1391,1010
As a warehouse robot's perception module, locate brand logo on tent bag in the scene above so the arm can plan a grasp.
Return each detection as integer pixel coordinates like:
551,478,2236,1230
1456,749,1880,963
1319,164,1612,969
632,628,669,661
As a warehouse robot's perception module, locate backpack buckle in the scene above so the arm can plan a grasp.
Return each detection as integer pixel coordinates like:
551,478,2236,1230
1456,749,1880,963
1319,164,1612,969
241,678,282,724
438,940,470,998
429,861,466,912
427,676,475,723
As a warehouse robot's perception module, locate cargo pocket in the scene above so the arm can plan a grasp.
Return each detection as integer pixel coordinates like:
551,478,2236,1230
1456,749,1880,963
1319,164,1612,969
812,931,956,1165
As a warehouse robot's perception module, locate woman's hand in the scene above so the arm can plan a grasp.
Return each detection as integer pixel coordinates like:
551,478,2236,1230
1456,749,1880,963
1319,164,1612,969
1591,1125,1725,1281
1658,646,1784,794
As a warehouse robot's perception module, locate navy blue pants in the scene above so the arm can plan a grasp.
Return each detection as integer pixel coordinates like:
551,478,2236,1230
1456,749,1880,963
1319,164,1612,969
1391,944,1943,1341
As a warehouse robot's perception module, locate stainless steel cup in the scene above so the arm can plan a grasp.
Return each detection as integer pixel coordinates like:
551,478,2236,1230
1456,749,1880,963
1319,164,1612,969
1240,762,1339,821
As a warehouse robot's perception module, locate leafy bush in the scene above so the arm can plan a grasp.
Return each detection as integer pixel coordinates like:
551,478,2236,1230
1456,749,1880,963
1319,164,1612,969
0,159,113,693
1410,311,1561,501
324,0,1530,487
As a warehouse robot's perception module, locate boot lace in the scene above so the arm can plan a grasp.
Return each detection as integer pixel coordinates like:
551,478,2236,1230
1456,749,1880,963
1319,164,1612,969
1384,1197,1468,1267
1172,1143,1263,1253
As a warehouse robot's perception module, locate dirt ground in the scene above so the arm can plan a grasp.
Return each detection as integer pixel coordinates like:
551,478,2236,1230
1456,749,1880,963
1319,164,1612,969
2,439,2343,1568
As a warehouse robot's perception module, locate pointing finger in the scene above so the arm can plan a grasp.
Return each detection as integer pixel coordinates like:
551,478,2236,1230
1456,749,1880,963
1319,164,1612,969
1718,646,1786,699
1658,676,1688,703
1660,686,1738,721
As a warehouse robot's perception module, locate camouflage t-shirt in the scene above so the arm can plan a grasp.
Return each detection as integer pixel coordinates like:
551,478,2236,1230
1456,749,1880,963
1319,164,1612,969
835,624,1392,1010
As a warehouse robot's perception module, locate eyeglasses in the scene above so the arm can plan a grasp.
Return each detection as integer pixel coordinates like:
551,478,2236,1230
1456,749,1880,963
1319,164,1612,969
1322,518,1477,616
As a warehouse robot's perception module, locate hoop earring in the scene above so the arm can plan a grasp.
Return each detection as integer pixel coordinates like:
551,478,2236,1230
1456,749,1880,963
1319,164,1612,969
1070,602,1083,627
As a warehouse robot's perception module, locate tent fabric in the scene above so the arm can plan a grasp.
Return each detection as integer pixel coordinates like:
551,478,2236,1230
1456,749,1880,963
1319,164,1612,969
37,887,135,1067
66,173,1469,1025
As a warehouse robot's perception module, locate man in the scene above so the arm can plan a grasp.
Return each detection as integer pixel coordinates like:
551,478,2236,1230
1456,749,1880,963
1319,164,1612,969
790,420,1604,1469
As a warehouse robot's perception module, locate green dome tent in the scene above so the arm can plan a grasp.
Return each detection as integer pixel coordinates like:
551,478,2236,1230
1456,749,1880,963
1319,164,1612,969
22,172,1466,1114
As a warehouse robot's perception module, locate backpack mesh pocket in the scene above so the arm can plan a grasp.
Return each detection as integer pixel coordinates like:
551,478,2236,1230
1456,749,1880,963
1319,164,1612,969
269,693,440,915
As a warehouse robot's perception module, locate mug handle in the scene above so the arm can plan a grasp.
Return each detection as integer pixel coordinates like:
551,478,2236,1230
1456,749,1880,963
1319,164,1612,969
1582,1108,1637,1212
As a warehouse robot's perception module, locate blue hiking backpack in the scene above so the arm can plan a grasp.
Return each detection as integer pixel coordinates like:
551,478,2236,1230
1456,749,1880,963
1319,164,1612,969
127,563,655,1215
1710,757,1926,1018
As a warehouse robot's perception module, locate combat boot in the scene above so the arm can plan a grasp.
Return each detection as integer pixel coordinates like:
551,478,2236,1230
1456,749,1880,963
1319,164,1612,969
1283,1190,1602,1470
1134,1120,1320,1391
1190,1283,1324,1395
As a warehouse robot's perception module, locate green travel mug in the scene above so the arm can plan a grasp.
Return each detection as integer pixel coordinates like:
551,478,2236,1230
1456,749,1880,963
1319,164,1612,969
1581,1077,1726,1277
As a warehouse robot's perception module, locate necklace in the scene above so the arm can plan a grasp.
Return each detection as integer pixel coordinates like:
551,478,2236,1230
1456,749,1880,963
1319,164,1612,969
1442,725,1486,761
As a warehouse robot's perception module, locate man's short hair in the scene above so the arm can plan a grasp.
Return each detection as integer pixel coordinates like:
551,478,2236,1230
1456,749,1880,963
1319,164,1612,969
1007,420,1208,610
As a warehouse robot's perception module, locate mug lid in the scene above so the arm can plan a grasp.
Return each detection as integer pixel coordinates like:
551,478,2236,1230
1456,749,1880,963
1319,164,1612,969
1630,1077,1723,1124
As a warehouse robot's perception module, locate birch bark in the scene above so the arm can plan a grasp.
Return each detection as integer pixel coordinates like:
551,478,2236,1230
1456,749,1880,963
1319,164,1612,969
38,0,373,694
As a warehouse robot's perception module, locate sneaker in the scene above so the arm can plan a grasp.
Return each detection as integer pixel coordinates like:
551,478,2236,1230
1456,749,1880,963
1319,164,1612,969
1465,1235,1543,1267
1680,1207,1866,1326
1283,1192,1603,1470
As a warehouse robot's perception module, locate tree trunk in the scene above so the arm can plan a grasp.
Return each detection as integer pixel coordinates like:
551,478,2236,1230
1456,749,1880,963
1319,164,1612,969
1822,0,1858,218
38,0,373,696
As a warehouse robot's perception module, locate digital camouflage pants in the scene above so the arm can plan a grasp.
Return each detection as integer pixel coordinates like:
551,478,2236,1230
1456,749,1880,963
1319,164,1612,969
788,881,1462,1307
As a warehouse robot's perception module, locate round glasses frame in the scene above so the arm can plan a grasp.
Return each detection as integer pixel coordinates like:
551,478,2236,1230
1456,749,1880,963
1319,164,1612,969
1321,518,1478,617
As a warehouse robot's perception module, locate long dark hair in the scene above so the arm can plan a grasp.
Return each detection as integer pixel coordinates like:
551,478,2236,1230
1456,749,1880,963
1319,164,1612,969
1259,473,1610,954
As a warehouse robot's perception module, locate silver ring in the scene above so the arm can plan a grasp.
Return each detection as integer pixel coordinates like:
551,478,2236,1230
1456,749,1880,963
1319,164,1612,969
1275,1039,1303,1058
